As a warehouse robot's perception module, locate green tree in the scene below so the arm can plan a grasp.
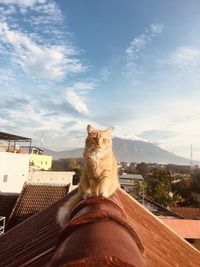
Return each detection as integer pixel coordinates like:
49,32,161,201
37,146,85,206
66,158,80,170
136,162,148,178
171,177,192,199
191,170,200,194
146,168,181,207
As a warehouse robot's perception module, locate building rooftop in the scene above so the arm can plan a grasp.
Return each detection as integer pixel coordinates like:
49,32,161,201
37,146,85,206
120,173,144,180
171,207,200,220
0,131,32,153
0,131,31,142
0,188,199,266
134,194,181,219
7,182,70,230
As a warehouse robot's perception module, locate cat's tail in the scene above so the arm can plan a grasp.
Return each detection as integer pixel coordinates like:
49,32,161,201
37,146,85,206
57,189,82,229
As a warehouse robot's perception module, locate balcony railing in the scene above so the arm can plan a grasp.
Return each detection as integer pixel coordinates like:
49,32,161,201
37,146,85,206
0,217,5,235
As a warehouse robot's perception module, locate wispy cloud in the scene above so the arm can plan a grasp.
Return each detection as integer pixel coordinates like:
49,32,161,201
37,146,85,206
124,23,164,75
0,21,85,80
66,89,89,115
65,82,96,114
139,130,177,144
170,47,200,66
0,68,15,86
0,0,47,8
100,66,112,82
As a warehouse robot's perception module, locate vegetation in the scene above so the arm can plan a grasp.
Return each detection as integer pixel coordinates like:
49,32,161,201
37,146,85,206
52,158,84,171
52,157,200,208
52,158,84,182
145,168,181,207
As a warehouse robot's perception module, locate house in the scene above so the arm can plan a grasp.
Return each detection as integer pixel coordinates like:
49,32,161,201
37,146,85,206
0,131,76,233
27,170,75,191
0,131,51,193
119,173,144,194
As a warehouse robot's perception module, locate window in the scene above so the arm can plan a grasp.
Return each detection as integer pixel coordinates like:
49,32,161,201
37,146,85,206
3,175,8,183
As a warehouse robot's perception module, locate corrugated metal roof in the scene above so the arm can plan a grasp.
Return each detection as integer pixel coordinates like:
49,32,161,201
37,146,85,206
120,174,144,180
0,132,31,141
0,188,199,266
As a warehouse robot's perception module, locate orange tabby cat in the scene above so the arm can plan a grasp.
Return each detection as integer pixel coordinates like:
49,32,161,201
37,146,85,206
57,124,119,228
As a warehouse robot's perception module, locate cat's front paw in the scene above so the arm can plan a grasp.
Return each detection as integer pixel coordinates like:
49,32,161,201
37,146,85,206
83,193,92,199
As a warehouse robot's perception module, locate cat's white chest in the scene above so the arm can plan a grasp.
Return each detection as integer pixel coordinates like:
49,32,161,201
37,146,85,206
89,151,102,161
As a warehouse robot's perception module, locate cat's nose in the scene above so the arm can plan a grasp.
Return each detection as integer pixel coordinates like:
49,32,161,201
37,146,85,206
96,138,100,146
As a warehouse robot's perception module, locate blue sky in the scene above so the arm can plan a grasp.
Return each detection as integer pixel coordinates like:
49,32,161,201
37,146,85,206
0,0,200,160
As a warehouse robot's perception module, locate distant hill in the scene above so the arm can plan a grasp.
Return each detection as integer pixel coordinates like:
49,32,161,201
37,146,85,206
44,147,84,160
44,137,194,165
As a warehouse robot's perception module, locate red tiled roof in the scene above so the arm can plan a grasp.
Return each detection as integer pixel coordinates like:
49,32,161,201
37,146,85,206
171,207,200,220
0,188,199,266
7,182,69,230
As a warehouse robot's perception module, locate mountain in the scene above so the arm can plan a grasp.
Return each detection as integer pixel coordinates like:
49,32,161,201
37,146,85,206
43,147,84,160
44,138,193,165
112,138,192,165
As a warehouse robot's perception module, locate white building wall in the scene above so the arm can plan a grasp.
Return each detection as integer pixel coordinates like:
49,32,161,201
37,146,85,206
27,170,76,191
0,152,30,193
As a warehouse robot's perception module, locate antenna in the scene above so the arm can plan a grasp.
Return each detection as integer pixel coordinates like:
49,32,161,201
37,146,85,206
41,132,44,149
190,144,193,168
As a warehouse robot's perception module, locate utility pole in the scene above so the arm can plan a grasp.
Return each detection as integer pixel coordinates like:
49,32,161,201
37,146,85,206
190,144,193,168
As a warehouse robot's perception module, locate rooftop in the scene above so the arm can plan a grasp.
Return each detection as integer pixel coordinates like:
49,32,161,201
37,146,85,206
0,188,199,266
134,194,181,219
0,131,31,142
171,207,200,220
7,182,70,230
0,131,32,153
120,174,144,180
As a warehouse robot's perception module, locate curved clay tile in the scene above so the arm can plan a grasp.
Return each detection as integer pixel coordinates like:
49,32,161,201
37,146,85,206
49,193,147,267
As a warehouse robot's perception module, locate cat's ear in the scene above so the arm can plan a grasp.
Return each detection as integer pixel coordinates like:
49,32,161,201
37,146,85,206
87,124,95,134
104,127,113,135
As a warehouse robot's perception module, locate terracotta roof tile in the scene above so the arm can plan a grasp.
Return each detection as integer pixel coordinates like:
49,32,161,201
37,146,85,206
7,182,69,230
171,207,200,220
0,189,199,266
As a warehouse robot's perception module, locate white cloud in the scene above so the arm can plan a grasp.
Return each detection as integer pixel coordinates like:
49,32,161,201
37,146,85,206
124,23,164,75
100,66,112,82
149,23,164,35
0,0,63,25
170,47,200,66
0,22,85,80
66,89,89,114
67,81,96,94
0,0,47,7
115,133,147,142
0,68,15,84
65,81,96,113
